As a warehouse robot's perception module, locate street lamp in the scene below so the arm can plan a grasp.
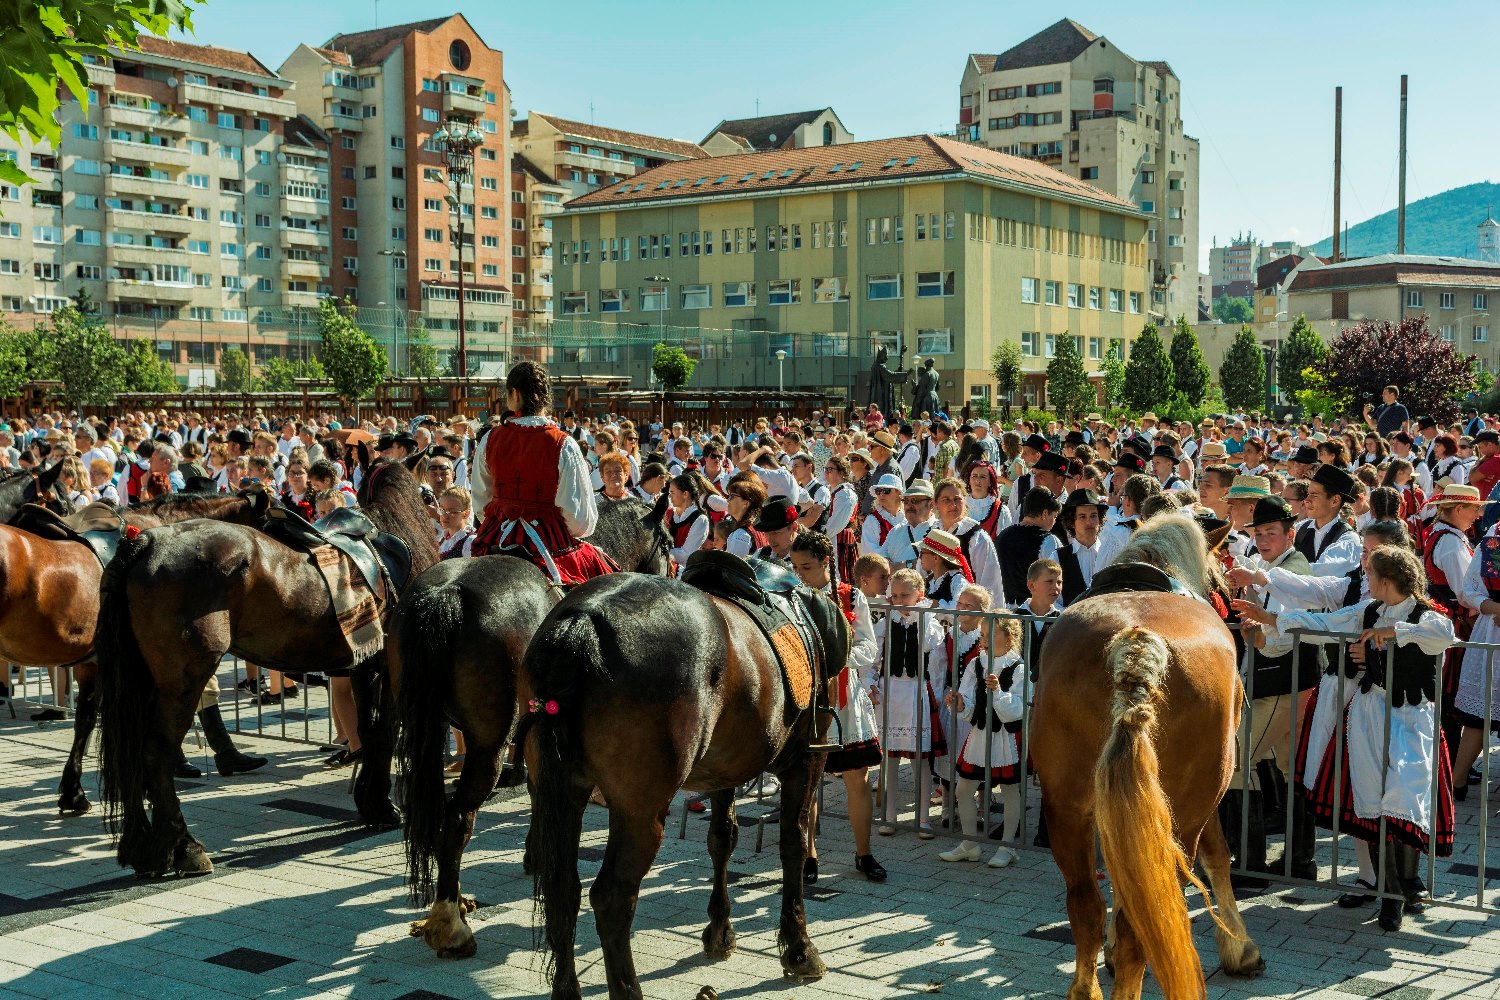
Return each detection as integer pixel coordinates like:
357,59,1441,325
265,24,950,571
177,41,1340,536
432,119,485,381
646,274,670,389
776,348,786,394
379,249,407,372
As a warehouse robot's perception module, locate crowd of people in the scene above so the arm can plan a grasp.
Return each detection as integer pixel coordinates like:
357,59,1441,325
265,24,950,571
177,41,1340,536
5,373,1498,928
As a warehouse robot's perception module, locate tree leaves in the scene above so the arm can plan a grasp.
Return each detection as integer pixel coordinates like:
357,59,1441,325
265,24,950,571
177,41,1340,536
1276,315,1326,397
1219,326,1265,411
1123,322,1173,412
1325,317,1475,424
652,342,696,392
1045,332,1092,422
121,336,176,392
49,305,125,407
319,299,387,402
1169,315,1211,406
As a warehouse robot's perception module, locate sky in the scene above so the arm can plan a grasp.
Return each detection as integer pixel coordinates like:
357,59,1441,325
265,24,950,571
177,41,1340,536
176,0,1500,272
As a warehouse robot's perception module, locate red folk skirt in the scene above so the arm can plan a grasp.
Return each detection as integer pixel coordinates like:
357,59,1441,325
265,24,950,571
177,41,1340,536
471,513,615,586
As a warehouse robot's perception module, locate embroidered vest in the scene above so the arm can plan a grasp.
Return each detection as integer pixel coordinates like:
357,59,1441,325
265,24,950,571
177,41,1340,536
1358,602,1440,708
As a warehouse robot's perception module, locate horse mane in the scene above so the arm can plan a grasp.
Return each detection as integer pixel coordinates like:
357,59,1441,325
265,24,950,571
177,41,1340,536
1114,515,1212,599
129,491,254,523
358,459,440,576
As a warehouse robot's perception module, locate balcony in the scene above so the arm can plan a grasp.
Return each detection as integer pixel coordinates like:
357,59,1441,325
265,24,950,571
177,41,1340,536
108,278,193,303
107,208,195,235
106,139,192,169
530,223,552,245
104,172,178,199
280,162,328,187
106,242,185,268
556,148,634,176
327,111,364,133
442,88,488,118
283,289,323,309
104,103,189,133
281,227,330,250
83,61,116,88
281,258,326,280
180,81,296,119
280,194,326,218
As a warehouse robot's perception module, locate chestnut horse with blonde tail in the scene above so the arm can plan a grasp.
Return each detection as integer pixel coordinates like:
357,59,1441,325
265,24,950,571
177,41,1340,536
1030,517,1265,999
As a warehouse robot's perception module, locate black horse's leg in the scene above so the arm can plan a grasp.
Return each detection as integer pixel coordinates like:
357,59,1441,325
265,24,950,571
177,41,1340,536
541,783,591,1000
351,659,400,828
591,807,666,1000
143,698,209,877
702,788,738,957
57,664,98,814
410,740,498,959
775,752,826,980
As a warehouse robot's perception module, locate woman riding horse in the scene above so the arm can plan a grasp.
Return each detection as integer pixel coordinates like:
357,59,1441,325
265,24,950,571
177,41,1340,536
469,360,613,584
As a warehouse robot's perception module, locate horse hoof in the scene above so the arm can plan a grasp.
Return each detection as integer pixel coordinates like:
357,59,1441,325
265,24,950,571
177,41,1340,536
57,793,91,815
780,948,826,981
360,802,402,830
702,923,737,958
460,894,478,914
412,900,475,959
173,842,214,877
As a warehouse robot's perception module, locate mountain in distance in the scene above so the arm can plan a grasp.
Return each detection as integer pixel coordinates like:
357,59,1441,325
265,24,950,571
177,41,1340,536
1311,181,1500,260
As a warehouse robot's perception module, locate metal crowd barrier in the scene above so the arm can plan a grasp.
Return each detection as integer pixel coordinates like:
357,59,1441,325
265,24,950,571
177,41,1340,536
668,601,1498,918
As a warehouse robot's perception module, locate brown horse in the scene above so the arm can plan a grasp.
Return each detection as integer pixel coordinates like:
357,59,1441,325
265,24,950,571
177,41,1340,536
523,566,849,1000
0,462,72,525
1030,517,1264,1000
0,490,272,814
392,495,673,960
95,460,438,878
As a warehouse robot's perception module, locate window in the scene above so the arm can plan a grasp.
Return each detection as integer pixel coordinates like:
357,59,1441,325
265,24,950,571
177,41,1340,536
1475,325,1489,343
1440,292,1456,309
867,274,900,300
481,206,498,220
220,242,241,258
254,213,271,228
916,328,952,355
1407,290,1424,308
33,225,60,244
422,226,444,243
640,285,667,311
944,212,955,240
767,279,800,305
866,218,876,246
1044,334,1058,358
392,196,405,210
1041,280,1061,306
423,257,441,272
481,235,499,249
1476,294,1489,310
681,283,711,309
723,281,754,307
186,107,208,123
916,271,955,298
1166,235,1183,248
1089,337,1103,360
187,239,209,254
1088,287,1101,310
1080,167,1098,180
1020,277,1038,304
914,214,927,241
812,277,849,303
73,123,98,140
1440,324,1456,342
217,112,239,129
560,291,588,314
0,259,16,274
1025,81,1062,96
341,167,355,181
600,288,628,313
255,246,271,260
75,228,100,246
480,177,497,191
1129,291,1142,314
341,136,356,149
187,173,208,189
364,166,377,179
76,265,101,282
1067,283,1082,308
1109,289,1123,312
482,264,498,277
1021,331,1039,356
391,226,406,241
0,222,18,239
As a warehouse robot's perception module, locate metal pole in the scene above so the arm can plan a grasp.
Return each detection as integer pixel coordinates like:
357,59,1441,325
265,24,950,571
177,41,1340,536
1333,87,1343,263
1397,74,1408,255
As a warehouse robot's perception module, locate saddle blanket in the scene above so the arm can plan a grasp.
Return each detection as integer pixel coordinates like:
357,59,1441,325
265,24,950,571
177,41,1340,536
311,544,384,664
770,622,815,710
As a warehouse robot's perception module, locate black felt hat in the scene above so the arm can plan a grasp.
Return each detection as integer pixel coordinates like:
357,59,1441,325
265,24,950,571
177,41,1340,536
1310,462,1358,502
1022,433,1051,453
1290,444,1319,466
1248,496,1297,528
1033,451,1068,474
755,496,801,532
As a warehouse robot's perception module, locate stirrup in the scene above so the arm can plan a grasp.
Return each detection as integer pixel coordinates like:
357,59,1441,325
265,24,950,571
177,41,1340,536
806,705,845,755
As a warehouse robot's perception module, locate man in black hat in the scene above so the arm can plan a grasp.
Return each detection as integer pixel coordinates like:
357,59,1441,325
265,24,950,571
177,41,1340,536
1225,495,1326,884
1006,432,1053,521
389,432,418,463
213,428,254,491
1471,428,1500,502
1150,444,1184,491
1042,488,1108,605
895,424,923,486
1062,429,1086,459
1294,464,1362,570
1286,444,1319,481
754,497,801,567
1107,450,1146,502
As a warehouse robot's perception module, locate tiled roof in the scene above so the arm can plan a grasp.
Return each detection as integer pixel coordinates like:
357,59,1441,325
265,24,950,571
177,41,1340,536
131,36,275,78
1289,254,1500,292
529,112,706,160
566,134,1140,214
971,19,1099,74
313,47,353,67
701,109,831,150
1255,254,1304,292
322,16,452,65
1142,60,1176,78
511,152,556,186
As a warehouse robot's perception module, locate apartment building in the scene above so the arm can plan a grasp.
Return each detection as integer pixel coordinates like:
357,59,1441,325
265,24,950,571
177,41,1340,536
511,112,706,201
700,108,854,155
958,19,1199,323
510,153,568,326
1210,233,1312,300
553,135,1150,408
279,14,512,367
0,36,332,374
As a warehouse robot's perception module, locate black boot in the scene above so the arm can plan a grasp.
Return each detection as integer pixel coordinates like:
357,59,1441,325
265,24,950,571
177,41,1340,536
174,747,201,779
1032,804,1050,849
1395,842,1426,913
1257,760,1287,832
1287,797,1317,881
198,705,268,776
1230,790,1270,891
1377,840,1405,932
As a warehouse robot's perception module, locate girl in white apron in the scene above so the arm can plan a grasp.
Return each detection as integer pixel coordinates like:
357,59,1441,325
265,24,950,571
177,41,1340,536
873,567,946,839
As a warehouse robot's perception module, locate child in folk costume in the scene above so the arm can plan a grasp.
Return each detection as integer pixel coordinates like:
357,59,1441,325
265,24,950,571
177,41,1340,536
873,567,947,838
1453,519,1500,800
822,455,861,586
666,473,709,567
939,602,1027,868
930,582,988,826
789,533,888,885
1237,545,1456,932
920,528,974,612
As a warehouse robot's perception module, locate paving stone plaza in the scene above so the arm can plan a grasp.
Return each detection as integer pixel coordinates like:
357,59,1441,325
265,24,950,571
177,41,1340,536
2,672,1498,1000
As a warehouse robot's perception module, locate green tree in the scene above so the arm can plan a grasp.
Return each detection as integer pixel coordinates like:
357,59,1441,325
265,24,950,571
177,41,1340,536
50,305,124,407
319,299,387,405
1213,295,1255,325
260,355,326,391
0,1,199,187
11,324,57,381
1045,332,1092,421
1276,314,1326,398
1219,325,1266,411
121,337,177,392
990,339,1024,418
1099,341,1127,409
217,346,254,392
1168,315,1211,405
1122,322,1174,411
406,321,442,379
652,342,696,391
0,321,28,397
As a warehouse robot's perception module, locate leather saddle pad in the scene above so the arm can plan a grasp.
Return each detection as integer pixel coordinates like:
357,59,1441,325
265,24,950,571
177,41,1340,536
10,500,124,566
1075,560,1193,604
263,506,413,596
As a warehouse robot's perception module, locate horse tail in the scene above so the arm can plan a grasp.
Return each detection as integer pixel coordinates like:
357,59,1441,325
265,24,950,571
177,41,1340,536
525,613,604,983
1094,625,1215,997
392,581,463,907
96,532,155,869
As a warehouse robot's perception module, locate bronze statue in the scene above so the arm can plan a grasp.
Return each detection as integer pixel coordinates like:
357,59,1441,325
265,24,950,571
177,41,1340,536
911,357,942,417
866,346,910,418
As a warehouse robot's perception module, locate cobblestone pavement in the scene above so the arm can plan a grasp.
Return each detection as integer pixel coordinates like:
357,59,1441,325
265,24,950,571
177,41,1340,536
2,682,1499,1000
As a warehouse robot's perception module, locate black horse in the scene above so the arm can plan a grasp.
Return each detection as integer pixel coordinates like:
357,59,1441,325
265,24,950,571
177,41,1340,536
393,494,672,959
96,459,438,878
524,569,849,999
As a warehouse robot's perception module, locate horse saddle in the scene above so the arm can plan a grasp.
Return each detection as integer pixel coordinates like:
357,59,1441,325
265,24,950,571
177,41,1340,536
10,500,127,567
262,506,412,596
680,550,823,711
1075,560,1194,604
